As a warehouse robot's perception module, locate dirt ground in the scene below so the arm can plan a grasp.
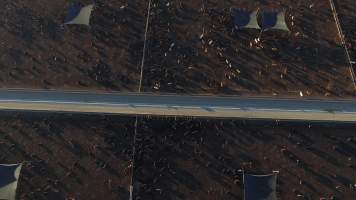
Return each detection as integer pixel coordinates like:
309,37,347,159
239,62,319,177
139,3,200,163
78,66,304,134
1,2,356,199
133,118,356,200
0,0,355,98
0,0,146,91
0,113,135,200
141,0,355,97
335,0,356,61
0,113,355,199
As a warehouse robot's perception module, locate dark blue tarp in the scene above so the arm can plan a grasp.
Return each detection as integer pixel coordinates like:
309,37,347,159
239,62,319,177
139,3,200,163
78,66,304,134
0,165,18,188
261,12,278,29
232,10,252,28
0,164,22,200
65,2,83,23
244,174,277,200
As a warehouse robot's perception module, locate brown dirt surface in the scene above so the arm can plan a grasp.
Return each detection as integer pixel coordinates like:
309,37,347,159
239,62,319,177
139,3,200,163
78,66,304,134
335,0,356,61
0,113,135,200
141,0,355,98
133,118,356,200
0,113,356,199
0,0,146,91
0,0,355,98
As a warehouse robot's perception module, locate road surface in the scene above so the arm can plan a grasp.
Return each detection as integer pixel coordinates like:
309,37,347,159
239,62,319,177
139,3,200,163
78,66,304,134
0,90,355,122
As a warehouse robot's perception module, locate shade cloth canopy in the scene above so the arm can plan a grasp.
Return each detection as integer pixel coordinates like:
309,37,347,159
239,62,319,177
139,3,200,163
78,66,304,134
244,173,277,200
232,9,260,29
0,164,22,200
64,3,95,25
260,11,289,31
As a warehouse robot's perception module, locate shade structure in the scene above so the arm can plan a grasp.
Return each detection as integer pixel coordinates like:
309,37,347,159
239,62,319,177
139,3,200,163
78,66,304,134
260,11,289,31
244,173,277,200
0,164,22,200
246,10,260,29
64,3,95,26
232,9,260,29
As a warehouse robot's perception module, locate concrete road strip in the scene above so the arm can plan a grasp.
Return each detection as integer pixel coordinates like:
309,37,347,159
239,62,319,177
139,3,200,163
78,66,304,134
0,90,355,122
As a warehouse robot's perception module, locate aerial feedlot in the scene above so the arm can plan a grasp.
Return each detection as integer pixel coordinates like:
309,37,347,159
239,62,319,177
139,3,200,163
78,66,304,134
0,113,135,200
0,0,354,98
142,0,355,97
133,118,356,200
0,0,146,91
1,1,356,200
0,113,355,200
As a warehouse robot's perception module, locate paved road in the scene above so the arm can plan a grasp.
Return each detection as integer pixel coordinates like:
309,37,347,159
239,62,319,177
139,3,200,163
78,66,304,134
0,90,355,122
